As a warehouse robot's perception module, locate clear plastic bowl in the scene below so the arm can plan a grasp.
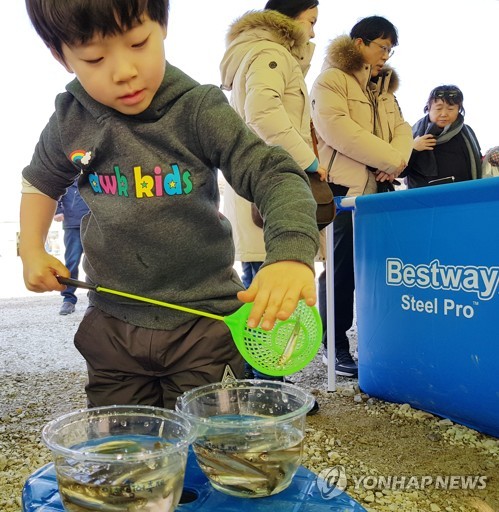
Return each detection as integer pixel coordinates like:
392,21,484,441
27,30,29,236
175,379,314,498
42,405,195,512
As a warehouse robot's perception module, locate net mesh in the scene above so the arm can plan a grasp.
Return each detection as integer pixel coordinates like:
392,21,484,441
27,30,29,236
226,301,322,376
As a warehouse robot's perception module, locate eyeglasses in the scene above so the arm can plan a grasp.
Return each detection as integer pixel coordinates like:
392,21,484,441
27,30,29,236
365,39,394,58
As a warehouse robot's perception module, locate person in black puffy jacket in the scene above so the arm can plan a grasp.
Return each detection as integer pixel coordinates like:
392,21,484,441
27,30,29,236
402,85,482,188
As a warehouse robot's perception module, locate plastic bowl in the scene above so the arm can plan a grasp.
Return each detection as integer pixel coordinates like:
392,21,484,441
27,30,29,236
175,379,314,498
42,405,194,512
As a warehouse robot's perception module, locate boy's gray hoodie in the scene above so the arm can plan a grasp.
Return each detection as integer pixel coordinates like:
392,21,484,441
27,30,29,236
23,63,319,329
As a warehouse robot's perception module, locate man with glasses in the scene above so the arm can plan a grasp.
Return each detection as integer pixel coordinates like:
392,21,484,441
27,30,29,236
310,16,413,378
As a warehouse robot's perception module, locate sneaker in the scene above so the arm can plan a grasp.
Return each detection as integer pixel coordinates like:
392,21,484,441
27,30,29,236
244,363,255,379
283,378,319,416
322,348,329,365
335,350,358,378
59,302,75,315
322,347,339,365
307,398,320,416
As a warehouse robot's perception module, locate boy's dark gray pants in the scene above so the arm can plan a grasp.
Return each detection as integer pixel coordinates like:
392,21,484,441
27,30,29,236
74,306,245,409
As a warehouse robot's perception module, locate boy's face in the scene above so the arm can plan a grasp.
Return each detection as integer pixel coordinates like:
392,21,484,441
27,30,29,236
428,99,460,128
57,16,167,115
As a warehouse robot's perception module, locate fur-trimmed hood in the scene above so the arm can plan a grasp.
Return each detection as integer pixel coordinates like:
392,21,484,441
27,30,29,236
323,35,400,93
221,10,314,90
225,10,309,49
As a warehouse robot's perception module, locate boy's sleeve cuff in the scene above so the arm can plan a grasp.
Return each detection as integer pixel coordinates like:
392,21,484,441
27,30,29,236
304,158,319,173
261,232,319,274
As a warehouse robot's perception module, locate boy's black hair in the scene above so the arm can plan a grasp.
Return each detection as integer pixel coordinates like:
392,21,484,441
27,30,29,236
350,15,398,47
264,0,319,19
424,85,465,114
25,0,169,58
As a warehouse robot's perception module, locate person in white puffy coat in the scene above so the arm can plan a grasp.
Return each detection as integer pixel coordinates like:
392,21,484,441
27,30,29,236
220,0,325,290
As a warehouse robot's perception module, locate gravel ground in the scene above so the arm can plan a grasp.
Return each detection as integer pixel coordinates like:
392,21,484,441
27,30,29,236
1,291,498,512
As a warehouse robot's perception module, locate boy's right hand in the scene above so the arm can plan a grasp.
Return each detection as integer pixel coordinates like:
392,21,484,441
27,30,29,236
21,248,69,293
19,192,67,292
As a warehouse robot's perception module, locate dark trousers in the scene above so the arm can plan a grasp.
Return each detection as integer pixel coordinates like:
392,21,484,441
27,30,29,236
241,261,263,289
74,306,245,409
61,227,84,304
318,210,354,354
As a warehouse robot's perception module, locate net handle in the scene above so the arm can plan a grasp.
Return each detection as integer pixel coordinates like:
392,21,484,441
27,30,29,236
57,277,225,321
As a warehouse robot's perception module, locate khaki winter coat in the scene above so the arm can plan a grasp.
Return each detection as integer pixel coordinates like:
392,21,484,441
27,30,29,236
310,35,413,197
220,10,316,262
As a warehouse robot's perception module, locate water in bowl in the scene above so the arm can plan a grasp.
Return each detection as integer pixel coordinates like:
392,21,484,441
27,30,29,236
192,418,303,497
54,435,185,512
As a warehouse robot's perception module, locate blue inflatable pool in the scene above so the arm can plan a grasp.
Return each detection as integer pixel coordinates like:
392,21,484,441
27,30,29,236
354,178,499,438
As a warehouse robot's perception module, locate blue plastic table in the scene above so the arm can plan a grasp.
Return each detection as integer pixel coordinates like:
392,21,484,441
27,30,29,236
22,448,366,511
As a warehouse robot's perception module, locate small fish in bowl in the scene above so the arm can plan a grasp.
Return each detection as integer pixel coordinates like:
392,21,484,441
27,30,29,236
176,379,314,498
42,405,194,511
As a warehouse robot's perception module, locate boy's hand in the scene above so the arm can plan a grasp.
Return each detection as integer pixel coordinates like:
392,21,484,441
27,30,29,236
21,248,69,293
20,193,65,292
237,261,316,330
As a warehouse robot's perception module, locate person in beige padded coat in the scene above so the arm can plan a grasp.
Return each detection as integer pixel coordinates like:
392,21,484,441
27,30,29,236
220,1,324,397
310,16,413,377
220,0,325,292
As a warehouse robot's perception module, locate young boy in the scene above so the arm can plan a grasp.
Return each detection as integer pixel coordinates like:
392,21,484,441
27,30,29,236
20,0,319,409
